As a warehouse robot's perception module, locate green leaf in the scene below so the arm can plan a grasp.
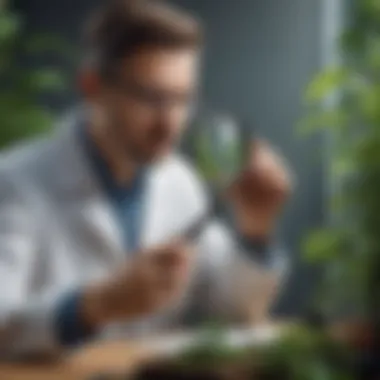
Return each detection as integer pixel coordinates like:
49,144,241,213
302,229,345,263
329,194,351,214
22,68,68,92
0,4,70,151
358,84,380,125
361,0,380,15
194,129,220,182
297,109,349,136
24,34,76,57
340,29,366,53
0,106,53,149
305,68,350,104
331,155,356,178
366,36,380,70
354,135,380,166
0,12,21,43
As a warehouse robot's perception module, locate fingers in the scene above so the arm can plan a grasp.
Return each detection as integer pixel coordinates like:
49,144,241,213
140,238,192,257
154,242,193,279
101,240,195,320
247,139,294,194
249,140,280,172
141,241,194,298
148,240,193,267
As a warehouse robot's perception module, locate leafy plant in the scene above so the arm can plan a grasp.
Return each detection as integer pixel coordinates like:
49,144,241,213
300,0,380,324
254,325,356,380
0,0,72,149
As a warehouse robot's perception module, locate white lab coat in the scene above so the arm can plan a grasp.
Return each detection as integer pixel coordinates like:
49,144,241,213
0,113,287,358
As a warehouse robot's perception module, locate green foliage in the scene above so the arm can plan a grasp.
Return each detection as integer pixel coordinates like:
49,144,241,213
179,327,247,368
193,126,221,182
0,1,71,149
304,67,350,104
301,0,380,320
174,324,356,379
256,326,355,380
297,108,350,135
302,229,346,263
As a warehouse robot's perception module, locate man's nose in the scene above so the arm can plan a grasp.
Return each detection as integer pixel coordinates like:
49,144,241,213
156,103,186,130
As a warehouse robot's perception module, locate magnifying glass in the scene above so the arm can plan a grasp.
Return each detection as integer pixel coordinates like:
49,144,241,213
181,110,252,241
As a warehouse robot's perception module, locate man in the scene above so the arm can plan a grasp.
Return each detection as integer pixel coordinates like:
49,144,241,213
0,0,292,358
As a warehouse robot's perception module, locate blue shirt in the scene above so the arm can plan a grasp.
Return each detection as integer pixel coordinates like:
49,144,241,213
56,126,147,346
81,126,147,252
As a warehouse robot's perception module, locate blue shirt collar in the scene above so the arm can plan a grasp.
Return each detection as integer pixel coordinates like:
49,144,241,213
79,124,147,202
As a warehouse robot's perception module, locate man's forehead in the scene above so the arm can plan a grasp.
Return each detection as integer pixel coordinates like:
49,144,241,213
120,48,201,87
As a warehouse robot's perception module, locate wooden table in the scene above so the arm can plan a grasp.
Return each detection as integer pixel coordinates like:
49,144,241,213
0,323,291,380
0,340,149,380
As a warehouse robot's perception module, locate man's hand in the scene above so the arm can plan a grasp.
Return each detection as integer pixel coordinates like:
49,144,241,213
81,241,194,330
228,140,293,240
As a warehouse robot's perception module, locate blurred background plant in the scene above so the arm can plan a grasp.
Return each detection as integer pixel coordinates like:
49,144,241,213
301,0,380,326
0,0,72,150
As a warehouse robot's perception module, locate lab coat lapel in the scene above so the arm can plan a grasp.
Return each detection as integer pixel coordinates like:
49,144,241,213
52,115,126,263
52,111,176,260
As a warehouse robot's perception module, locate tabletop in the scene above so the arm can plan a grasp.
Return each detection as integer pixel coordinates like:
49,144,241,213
0,340,149,380
0,323,295,380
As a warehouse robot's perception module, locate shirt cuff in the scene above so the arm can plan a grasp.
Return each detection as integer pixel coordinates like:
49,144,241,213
225,218,286,270
238,233,281,267
55,290,93,347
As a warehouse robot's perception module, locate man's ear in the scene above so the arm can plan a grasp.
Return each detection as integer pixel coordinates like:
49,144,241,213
77,68,102,100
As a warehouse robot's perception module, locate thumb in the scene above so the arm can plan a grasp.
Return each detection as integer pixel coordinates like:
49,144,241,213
248,138,266,163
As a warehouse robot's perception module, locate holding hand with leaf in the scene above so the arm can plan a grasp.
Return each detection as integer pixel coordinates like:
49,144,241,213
228,139,293,242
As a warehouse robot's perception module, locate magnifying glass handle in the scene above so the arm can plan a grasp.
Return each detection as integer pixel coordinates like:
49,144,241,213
182,213,211,242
